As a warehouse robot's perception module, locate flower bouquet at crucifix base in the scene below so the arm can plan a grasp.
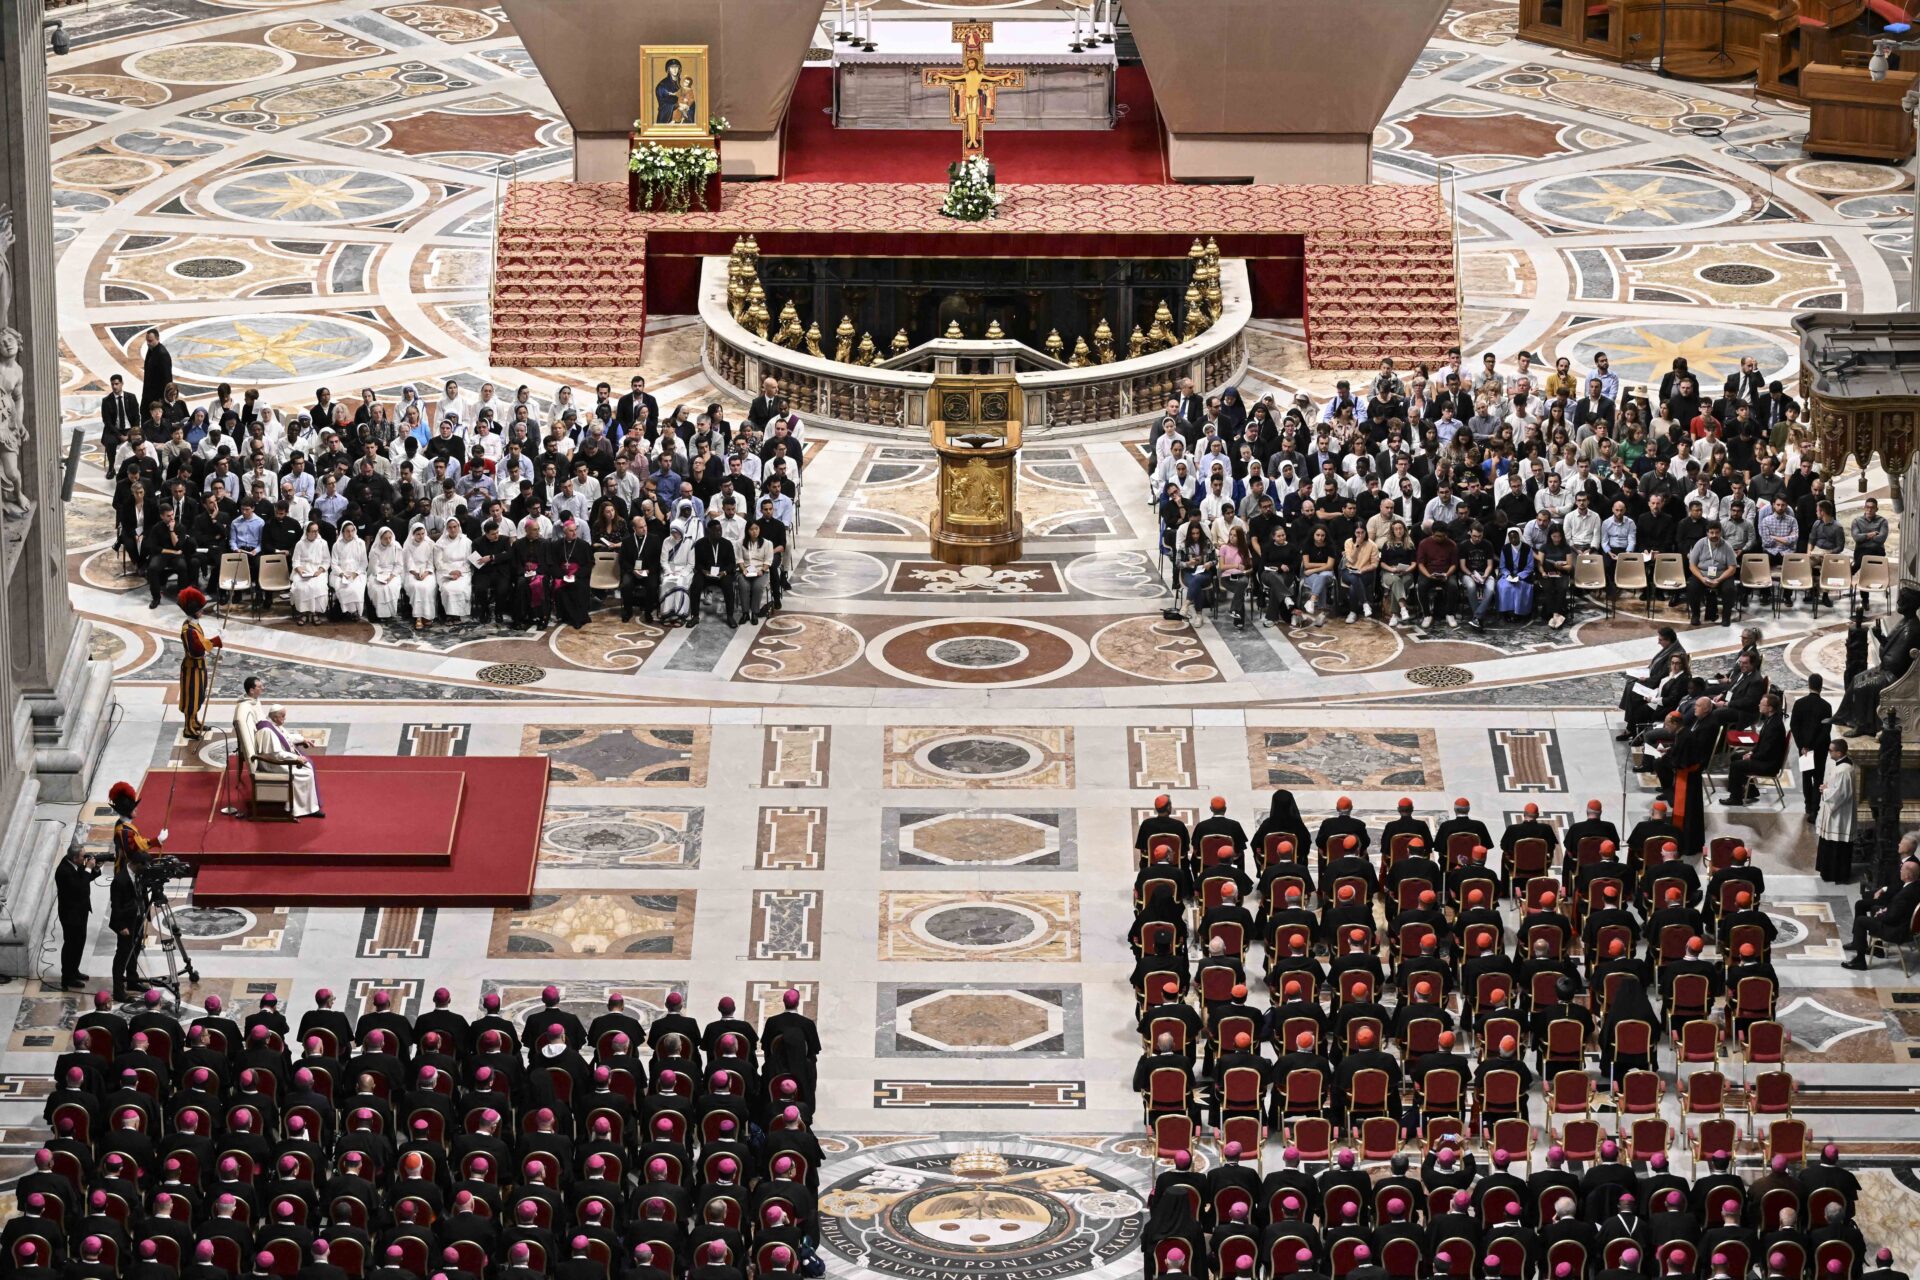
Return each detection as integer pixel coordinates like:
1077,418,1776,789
940,155,1000,222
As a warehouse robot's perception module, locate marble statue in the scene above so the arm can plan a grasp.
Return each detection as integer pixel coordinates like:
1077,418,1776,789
0,326,26,519
1842,584,1920,735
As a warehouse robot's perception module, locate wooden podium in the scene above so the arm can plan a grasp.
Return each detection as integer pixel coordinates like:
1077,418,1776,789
929,375,1023,566
1803,63,1918,160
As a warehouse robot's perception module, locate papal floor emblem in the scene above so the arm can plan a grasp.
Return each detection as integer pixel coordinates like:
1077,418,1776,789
818,1137,1148,1280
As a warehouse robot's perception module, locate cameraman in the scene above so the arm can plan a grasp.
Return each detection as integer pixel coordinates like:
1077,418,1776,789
105,781,164,1002
54,840,99,991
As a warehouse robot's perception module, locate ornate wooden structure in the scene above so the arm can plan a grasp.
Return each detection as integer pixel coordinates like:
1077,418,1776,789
929,375,1024,566
1803,63,1918,160
1795,312,1920,494
1517,0,1919,100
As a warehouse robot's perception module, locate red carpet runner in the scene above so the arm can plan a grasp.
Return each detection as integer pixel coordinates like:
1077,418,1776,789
780,64,1167,185
147,756,548,907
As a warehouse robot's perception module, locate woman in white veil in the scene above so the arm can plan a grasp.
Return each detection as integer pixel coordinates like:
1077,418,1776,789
367,526,402,619
434,519,474,620
402,520,438,630
288,520,331,624
331,520,368,618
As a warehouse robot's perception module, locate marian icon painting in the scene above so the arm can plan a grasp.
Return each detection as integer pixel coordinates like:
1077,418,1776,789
638,44,710,140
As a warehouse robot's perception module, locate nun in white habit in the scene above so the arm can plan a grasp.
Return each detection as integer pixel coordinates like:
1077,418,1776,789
330,521,368,617
434,520,474,619
289,521,331,624
367,526,403,619
402,520,439,628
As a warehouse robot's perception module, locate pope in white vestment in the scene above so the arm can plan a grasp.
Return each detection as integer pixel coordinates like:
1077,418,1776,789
254,706,322,818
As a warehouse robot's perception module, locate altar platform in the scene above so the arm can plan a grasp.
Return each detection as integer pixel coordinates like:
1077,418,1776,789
488,179,1458,373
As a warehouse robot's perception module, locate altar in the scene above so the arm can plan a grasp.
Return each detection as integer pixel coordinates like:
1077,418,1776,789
834,19,1116,131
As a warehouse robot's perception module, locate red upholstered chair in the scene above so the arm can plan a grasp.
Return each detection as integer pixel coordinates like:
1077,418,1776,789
1282,1068,1326,1119
1546,1242,1587,1280
1153,1113,1193,1164
1345,1068,1393,1130
1559,1117,1603,1163
1488,1118,1534,1162
1289,1117,1333,1163
1220,1115,1262,1161
1358,1115,1401,1161
1221,1067,1265,1127
1510,841,1551,897
1765,1117,1810,1167
1383,1238,1424,1280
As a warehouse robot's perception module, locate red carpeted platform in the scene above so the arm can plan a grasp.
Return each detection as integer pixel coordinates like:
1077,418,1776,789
145,761,463,864
780,65,1166,185
145,756,547,907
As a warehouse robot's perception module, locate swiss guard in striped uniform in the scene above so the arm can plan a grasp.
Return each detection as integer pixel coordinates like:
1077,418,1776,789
176,587,221,740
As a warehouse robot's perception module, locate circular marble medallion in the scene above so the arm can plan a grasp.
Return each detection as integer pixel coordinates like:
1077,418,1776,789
258,78,407,117
202,164,428,227
163,313,385,384
868,619,1088,688
52,156,165,189
381,4,500,41
1567,320,1787,385
1520,167,1748,231
916,901,1046,949
1406,664,1474,687
924,738,1038,777
172,258,249,280
1541,78,1689,120
818,1138,1147,1280
172,905,256,940
477,662,546,686
1783,160,1906,195
928,635,1028,670
1697,263,1777,286
124,42,296,85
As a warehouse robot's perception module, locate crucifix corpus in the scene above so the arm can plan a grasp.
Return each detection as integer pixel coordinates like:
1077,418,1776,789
922,22,1026,159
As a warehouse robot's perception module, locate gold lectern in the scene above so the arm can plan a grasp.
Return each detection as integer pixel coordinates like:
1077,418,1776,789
929,375,1023,565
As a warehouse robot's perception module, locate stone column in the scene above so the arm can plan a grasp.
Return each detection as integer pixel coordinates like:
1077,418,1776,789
0,0,111,804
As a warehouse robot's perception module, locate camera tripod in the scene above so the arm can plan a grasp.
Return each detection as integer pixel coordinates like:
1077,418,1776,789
140,880,200,997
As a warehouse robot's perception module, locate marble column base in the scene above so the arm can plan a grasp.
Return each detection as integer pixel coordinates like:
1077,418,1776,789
0,774,63,981
26,622,114,803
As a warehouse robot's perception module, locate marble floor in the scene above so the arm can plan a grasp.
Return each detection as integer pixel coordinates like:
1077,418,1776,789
26,2,1920,1278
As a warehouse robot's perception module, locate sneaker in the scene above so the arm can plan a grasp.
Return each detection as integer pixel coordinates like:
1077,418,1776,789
1363,604,1374,618
1346,611,1358,624
1470,618,1483,631
1549,613,1565,628
1446,615,1459,627
1398,606,1411,623
1422,615,1435,628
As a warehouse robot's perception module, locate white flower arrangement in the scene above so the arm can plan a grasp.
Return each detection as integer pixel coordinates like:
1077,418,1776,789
940,155,1000,222
626,139,720,212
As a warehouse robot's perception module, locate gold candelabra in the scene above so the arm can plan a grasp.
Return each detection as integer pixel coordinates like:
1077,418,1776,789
1093,318,1115,364
834,315,855,363
1045,329,1065,362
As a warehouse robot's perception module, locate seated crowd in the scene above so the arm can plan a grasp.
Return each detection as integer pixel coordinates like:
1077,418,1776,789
5,984,826,1280
1149,351,1883,632
1124,791,1918,1280
108,357,802,632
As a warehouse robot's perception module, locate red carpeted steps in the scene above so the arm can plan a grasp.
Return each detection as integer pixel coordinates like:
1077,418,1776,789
489,215,649,368
1303,228,1461,369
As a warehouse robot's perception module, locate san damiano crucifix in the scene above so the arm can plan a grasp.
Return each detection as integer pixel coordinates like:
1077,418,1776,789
922,22,1027,159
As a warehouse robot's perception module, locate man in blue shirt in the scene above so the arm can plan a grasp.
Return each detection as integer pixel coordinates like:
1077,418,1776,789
227,497,265,605
1598,497,1637,595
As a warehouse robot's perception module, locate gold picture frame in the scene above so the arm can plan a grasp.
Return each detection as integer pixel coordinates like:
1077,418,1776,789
637,44,712,141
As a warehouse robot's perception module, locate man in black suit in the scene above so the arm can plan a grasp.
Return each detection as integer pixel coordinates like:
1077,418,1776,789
616,375,661,439
746,375,782,431
1427,372,1475,424
141,507,198,608
1573,378,1615,432
1706,650,1766,732
100,375,140,477
1790,676,1832,818
140,328,172,411
1723,693,1787,806
1172,376,1204,431
1844,859,1920,969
